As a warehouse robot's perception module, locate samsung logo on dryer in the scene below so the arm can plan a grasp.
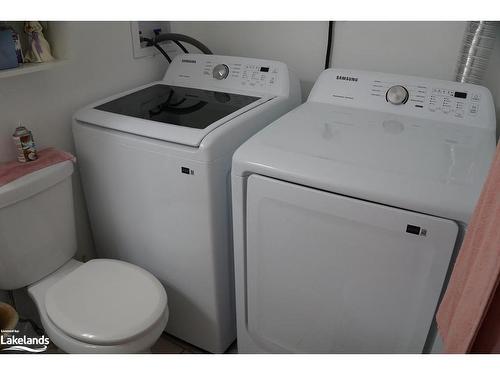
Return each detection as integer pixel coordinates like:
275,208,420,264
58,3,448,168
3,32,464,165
336,75,358,82
181,59,197,64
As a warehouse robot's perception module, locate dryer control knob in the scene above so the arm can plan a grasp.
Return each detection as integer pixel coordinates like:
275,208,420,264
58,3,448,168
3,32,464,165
386,85,409,105
213,64,229,80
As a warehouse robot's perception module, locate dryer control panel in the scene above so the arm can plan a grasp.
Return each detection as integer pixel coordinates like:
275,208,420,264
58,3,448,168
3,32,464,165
370,81,482,120
308,69,496,130
164,54,290,98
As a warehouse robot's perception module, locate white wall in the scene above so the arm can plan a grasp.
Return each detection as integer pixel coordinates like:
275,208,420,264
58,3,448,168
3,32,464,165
331,22,465,80
0,22,166,261
172,21,500,136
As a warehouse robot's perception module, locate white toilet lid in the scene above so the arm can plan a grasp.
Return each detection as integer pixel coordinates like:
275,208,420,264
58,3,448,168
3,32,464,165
45,259,167,345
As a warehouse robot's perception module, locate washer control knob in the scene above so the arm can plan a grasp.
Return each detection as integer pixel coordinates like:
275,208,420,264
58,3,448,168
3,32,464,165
213,64,229,80
386,85,409,105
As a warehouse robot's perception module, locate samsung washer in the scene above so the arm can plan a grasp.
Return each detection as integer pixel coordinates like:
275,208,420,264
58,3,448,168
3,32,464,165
72,54,301,353
231,69,496,353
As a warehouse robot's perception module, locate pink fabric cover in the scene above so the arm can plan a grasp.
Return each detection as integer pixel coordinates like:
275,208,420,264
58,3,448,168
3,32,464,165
436,142,500,353
0,147,75,188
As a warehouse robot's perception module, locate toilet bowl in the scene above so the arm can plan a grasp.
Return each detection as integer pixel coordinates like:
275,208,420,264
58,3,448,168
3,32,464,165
0,158,168,353
29,259,168,354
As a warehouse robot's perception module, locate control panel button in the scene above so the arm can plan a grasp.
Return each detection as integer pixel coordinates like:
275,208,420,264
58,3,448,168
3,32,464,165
213,64,229,80
386,85,409,105
469,103,479,116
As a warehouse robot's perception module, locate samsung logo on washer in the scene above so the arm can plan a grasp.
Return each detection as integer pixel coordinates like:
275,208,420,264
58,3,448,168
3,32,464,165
336,75,358,82
181,59,197,64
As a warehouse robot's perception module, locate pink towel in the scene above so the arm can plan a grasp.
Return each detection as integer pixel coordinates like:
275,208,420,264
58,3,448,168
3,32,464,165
0,147,76,188
436,142,500,353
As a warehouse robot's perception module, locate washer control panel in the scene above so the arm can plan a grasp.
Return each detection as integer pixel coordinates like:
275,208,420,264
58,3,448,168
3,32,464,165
308,69,495,129
203,60,280,89
165,54,288,97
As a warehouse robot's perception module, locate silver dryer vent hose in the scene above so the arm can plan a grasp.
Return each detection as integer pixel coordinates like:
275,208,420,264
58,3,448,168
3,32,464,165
456,21,497,85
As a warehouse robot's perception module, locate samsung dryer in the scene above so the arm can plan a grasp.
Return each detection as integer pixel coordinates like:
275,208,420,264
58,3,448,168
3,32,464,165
231,69,496,353
72,54,301,353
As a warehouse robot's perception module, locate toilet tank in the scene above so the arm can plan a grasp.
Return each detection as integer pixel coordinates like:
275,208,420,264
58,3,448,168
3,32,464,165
0,161,77,290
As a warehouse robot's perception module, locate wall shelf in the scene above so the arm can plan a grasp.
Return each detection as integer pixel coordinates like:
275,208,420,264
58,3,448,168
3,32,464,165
0,59,68,79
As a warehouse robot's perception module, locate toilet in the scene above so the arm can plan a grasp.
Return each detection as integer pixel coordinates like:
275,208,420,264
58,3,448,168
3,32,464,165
0,160,169,353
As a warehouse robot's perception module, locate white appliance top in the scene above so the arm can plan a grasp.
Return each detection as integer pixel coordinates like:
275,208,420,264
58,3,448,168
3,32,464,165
73,54,291,147
233,69,497,223
44,259,167,345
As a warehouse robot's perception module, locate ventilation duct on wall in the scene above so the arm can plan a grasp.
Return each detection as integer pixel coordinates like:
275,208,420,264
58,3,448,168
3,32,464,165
456,21,497,85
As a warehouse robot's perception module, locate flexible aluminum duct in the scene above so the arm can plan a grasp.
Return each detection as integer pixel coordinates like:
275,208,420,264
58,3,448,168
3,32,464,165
456,21,497,85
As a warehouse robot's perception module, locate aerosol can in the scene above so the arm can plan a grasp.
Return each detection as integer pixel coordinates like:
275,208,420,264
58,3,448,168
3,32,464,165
12,124,38,162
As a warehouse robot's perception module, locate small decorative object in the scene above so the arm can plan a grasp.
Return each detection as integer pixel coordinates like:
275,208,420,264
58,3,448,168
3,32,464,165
0,302,19,348
0,29,19,70
11,31,24,63
23,21,54,63
12,124,38,163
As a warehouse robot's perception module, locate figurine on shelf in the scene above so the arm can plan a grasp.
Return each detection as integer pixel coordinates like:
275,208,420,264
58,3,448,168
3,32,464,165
24,21,54,63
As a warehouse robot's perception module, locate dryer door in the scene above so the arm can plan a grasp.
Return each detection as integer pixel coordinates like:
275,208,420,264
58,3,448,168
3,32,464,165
245,174,458,353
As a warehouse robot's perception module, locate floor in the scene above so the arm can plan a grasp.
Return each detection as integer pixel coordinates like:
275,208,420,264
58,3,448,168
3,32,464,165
44,332,238,354
151,333,238,354
4,297,238,354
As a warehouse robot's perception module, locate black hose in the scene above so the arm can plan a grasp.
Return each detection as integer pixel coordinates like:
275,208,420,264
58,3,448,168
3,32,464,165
325,21,334,70
140,36,172,63
154,33,212,55
140,33,212,63
173,40,189,53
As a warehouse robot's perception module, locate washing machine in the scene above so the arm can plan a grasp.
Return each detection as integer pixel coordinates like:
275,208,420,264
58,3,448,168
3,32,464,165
72,54,300,353
231,68,496,353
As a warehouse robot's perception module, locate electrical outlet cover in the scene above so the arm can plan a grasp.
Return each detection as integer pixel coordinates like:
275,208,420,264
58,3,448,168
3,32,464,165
130,21,176,59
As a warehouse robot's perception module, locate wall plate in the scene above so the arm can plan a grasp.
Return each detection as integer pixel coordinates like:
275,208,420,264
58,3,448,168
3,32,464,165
130,21,176,59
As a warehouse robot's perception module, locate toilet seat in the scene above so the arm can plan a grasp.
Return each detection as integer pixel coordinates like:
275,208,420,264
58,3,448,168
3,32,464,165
44,259,167,346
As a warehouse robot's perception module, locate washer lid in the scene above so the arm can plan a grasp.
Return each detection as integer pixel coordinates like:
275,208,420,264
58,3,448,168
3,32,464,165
45,259,167,345
74,82,270,147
